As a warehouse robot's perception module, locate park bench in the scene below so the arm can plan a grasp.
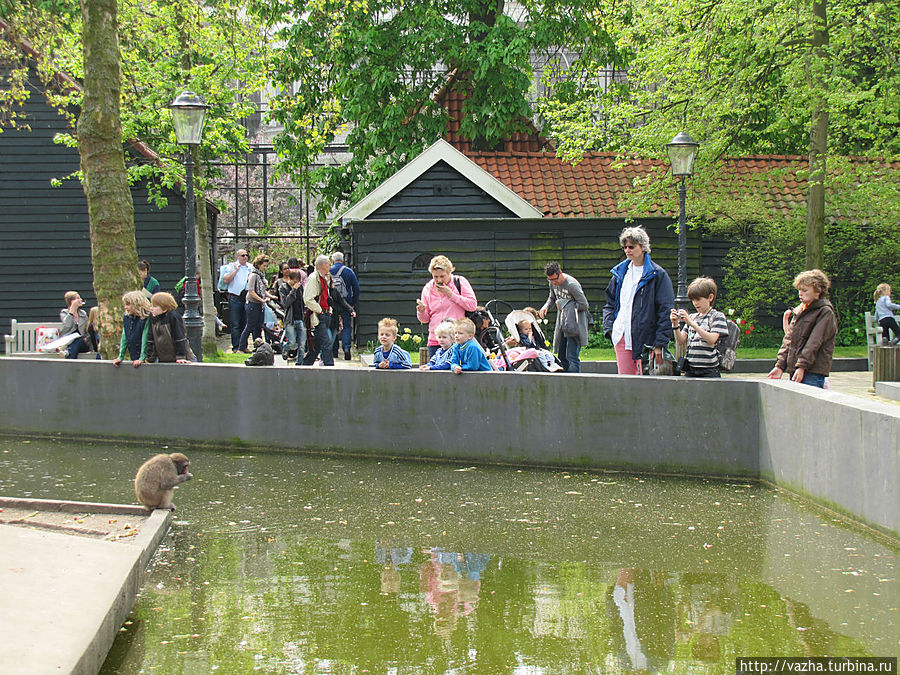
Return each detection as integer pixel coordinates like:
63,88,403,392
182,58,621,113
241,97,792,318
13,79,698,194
3,319,65,357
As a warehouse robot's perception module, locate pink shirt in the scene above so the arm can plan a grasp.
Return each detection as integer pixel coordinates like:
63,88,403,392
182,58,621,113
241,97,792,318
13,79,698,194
416,275,478,345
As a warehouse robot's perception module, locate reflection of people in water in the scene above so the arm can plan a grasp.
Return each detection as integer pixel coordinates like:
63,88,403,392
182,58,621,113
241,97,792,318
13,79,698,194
376,543,413,595
676,574,738,663
420,548,491,638
608,569,676,672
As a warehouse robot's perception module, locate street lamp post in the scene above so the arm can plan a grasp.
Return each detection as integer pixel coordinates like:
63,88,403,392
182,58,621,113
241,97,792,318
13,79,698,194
665,131,699,309
170,91,209,362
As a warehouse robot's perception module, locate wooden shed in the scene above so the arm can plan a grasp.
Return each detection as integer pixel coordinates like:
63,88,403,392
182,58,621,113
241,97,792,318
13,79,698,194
339,140,725,344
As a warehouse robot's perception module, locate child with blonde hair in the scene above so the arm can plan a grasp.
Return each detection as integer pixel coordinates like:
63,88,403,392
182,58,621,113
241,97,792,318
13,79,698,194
768,269,837,388
420,320,456,370
372,318,412,369
146,292,192,363
113,290,151,368
450,318,492,374
874,283,900,345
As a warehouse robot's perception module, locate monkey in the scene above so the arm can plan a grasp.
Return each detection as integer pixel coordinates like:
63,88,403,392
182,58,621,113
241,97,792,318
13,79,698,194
134,452,193,511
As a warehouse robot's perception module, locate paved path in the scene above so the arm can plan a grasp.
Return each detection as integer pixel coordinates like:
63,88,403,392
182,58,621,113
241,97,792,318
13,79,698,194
726,370,899,406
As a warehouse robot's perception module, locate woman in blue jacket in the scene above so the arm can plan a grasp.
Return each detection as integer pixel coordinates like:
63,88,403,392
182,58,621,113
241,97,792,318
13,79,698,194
602,226,675,375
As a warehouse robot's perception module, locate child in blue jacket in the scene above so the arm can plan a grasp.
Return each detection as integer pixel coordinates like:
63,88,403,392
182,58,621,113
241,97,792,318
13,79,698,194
420,320,455,371
450,318,492,374
372,318,412,369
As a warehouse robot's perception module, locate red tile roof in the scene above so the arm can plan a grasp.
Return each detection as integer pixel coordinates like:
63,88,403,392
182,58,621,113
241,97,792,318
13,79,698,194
463,151,900,219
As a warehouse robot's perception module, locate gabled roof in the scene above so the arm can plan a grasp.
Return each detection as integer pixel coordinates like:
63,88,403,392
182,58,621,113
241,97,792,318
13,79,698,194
340,138,544,221
465,151,900,219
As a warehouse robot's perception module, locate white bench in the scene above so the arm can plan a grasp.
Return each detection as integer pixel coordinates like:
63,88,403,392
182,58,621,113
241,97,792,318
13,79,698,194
3,320,65,357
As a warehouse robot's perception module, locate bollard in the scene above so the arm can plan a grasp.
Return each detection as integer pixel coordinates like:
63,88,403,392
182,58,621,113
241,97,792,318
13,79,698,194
872,344,900,386
419,347,429,366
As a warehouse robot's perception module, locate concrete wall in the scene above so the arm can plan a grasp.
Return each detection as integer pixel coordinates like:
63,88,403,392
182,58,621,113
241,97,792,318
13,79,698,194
1,359,896,537
758,381,900,536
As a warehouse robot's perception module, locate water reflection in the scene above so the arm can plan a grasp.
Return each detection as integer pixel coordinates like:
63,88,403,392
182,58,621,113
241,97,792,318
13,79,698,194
0,438,895,673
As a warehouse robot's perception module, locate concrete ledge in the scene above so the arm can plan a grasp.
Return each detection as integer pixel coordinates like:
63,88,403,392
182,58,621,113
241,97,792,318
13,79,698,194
0,359,896,537
0,498,172,675
875,380,900,402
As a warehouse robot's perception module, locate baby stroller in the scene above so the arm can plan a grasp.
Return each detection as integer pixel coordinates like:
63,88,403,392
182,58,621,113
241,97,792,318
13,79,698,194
471,301,512,370
503,308,564,372
263,299,284,355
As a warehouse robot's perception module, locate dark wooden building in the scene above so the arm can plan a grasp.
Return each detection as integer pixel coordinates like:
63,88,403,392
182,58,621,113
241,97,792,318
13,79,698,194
0,68,215,351
340,140,728,344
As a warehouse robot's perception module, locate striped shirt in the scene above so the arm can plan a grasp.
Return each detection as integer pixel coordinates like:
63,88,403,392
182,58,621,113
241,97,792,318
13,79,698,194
682,309,729,368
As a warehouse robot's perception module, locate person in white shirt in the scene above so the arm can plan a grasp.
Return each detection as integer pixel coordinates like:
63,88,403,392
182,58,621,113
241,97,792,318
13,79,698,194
220,249,252,352
602,226,675,375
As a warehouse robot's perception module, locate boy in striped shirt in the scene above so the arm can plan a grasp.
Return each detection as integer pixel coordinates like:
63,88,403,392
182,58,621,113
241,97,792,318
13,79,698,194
372,318,412,369
671,277,729,378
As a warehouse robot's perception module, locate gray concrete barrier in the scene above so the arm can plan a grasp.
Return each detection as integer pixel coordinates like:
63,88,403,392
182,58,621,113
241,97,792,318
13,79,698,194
0,359,896,537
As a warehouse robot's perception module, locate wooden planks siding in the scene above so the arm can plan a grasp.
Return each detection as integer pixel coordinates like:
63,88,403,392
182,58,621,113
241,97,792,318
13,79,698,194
368,160,518,220
350,217,709,346
0,72,191,350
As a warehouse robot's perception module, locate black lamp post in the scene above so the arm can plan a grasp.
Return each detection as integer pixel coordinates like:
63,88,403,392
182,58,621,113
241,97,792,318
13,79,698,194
665,131,699,308
170,91,209,361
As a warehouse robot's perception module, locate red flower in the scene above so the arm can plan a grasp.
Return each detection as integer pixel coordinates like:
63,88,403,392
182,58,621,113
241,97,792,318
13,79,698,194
738,319,745,325
749,325,755,331
745,329,751,334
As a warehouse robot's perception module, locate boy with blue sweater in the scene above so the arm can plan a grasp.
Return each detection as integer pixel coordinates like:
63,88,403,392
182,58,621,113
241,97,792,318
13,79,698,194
420,320,455,371
372,318,412,369
451,318,493,374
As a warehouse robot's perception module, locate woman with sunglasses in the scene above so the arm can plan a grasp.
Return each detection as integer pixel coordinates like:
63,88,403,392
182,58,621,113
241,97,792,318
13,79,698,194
602,226,675,375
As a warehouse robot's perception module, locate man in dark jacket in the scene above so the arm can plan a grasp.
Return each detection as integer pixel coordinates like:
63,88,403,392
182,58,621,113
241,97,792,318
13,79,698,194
602,226,675,375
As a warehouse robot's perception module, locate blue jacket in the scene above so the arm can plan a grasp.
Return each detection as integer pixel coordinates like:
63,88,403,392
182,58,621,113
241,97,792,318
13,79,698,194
602,253,674,360
450,339,492,372
329,262,360,307
425,345,453,370
372,344,412,369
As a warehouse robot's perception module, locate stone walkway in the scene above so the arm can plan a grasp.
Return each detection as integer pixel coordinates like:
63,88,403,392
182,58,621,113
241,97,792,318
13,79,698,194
726,370,899,406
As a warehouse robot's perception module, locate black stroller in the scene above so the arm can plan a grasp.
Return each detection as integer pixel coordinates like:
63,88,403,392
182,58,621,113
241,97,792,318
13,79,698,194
470,301,512,370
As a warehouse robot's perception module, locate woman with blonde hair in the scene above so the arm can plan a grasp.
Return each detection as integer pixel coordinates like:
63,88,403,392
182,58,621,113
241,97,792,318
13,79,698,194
113,290,151,368
416,255,477,357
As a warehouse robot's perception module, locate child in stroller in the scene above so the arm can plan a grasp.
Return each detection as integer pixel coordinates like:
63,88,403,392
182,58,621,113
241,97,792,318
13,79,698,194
504,308,563,372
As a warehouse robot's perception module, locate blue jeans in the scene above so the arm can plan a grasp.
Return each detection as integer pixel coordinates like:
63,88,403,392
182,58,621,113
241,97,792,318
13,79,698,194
302,316,335,366
228,294,247,349
239,302,264,351
331,308,353,355
801,372,826,388
557,335,581,373
283,320,306,364
65,335,89,359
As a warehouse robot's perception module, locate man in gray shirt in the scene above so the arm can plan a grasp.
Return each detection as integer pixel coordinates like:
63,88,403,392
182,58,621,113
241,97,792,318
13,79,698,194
538,261,590,373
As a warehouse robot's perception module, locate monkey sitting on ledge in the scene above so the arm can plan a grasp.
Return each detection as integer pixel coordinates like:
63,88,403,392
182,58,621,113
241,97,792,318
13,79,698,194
134,452,193,511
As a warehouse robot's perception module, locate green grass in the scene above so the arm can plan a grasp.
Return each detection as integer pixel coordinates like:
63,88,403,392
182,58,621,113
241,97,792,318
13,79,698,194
580,345,867,361
205,345,867,365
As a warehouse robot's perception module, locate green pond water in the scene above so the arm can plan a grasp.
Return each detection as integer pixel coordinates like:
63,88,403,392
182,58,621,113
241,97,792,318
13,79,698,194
0,438,897,673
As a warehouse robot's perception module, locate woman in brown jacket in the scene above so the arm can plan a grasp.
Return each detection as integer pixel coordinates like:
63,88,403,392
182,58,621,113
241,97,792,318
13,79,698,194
768,269,838,388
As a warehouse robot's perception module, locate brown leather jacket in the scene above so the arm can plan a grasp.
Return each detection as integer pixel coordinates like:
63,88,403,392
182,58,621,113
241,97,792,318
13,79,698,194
776,298,838,376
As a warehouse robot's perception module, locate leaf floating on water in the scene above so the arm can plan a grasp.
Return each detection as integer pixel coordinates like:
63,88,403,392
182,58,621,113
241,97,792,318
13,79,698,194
454,467,476,472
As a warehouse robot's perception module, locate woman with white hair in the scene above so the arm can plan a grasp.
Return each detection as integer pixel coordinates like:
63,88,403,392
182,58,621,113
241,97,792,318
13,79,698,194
602,226,675,375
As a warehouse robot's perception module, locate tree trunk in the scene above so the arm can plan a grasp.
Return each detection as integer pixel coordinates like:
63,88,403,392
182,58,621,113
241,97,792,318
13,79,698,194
193,146,217,356
77,0,139,359
805,0,828,270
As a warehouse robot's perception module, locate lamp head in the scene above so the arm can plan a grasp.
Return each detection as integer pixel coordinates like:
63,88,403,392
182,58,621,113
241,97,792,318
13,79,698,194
666,131,699,177
170,91,209,145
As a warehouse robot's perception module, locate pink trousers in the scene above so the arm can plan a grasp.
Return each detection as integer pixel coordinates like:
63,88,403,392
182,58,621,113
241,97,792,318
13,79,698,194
614,338,642,375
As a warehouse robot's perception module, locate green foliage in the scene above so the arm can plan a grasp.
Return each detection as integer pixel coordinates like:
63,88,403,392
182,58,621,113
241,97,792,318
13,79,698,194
259,0,618,219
